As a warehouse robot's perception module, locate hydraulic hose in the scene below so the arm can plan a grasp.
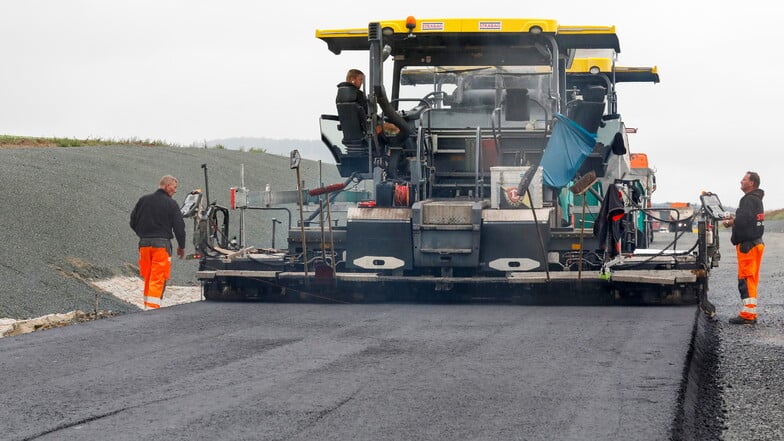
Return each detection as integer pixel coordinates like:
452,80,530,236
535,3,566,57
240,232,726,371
374,85,411,145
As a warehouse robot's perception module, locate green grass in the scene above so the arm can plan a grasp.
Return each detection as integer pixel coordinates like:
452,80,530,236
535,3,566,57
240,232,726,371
0,135,267,152
0,135,178,148
767,208,784,221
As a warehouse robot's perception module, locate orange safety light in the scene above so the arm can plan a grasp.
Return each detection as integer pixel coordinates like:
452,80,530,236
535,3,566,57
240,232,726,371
630,153,648,168
406,16,416,32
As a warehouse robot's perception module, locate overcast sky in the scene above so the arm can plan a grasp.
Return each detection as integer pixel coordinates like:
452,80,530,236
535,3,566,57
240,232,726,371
2,1,782,209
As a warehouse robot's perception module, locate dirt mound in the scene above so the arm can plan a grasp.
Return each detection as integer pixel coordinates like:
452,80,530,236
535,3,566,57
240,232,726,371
0,310,118,337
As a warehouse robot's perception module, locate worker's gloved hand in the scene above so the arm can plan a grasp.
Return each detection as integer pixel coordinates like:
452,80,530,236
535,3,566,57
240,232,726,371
177,247,185,259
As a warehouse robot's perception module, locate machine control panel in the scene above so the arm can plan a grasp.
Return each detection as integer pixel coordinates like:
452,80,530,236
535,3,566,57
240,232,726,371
700,192,730,220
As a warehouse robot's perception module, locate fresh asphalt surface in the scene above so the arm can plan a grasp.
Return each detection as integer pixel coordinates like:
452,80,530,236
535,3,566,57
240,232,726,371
1,146,783,440
1,302,695,441
1,228,710,441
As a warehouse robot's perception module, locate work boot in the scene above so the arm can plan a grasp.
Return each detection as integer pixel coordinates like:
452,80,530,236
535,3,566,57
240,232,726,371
728,316,757,325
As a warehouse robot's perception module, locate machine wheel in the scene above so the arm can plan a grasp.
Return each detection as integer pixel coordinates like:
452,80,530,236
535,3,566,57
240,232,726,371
203,280,246,301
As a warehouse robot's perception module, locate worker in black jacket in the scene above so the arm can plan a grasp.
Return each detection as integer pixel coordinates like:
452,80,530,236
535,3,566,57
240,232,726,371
723,171,765,324
336,69,400,137
130,175,186,309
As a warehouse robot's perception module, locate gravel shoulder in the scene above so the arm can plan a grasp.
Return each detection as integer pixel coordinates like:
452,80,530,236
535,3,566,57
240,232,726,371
708,223,784,440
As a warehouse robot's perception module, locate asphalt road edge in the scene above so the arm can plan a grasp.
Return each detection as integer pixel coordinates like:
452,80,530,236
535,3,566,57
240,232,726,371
671,310,724,440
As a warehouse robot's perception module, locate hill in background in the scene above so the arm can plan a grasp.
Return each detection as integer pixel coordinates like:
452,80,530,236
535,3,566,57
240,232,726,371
0,145,340,320
207,137,335,164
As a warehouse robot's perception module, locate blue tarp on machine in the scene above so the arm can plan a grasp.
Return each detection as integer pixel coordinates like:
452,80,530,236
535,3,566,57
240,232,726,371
541,113,597,188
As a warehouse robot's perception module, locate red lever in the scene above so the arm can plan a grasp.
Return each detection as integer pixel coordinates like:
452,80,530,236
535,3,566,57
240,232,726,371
308,182,346,196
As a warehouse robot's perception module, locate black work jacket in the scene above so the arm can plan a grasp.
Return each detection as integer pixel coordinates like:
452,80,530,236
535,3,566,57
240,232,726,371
593,185,625,257
731,188,764,246
336,81,367,109
130,189,186,249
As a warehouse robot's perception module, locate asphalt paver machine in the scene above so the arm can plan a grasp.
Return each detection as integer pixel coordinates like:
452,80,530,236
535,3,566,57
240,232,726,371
187,17,725,307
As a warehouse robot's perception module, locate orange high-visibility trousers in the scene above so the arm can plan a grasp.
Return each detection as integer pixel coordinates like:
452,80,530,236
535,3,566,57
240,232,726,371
736,243,764,320
139,246,172,309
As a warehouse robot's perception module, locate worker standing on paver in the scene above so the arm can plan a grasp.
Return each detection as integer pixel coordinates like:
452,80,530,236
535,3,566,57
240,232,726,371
723,171,765,325
130,175,186,309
